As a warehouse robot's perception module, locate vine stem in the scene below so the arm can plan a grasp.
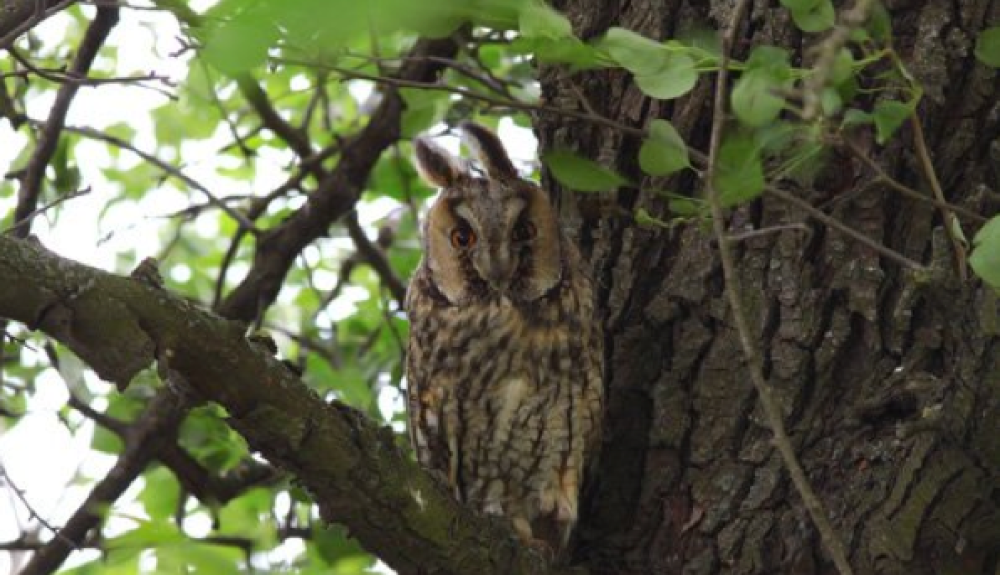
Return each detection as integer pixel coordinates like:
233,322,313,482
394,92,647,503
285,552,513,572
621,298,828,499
701,1,855,574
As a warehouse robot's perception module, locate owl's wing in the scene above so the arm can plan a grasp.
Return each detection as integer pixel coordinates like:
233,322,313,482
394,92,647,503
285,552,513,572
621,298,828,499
404,269,452,486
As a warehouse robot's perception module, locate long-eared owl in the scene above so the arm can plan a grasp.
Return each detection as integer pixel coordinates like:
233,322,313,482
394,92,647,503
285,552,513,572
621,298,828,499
405,122,604,552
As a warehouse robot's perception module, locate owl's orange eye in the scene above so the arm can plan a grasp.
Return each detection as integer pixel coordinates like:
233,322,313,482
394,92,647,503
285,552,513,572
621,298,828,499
513,221,536,242
451,225,476,248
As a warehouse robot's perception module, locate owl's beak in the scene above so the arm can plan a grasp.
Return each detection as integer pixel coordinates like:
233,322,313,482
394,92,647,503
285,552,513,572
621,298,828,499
476,251,514,292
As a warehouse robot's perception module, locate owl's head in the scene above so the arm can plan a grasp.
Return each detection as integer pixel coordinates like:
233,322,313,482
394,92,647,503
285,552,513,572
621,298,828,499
413,122,563,305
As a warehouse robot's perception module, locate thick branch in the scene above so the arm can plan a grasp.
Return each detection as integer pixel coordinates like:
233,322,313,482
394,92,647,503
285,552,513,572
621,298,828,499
0,235,562,575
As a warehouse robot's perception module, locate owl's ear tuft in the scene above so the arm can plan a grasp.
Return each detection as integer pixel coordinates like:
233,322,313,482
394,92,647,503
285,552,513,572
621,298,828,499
460,122,518,180
414,137,463,188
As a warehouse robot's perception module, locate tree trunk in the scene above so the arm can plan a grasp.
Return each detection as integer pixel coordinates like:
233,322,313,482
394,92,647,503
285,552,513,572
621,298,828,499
538,1,1000,573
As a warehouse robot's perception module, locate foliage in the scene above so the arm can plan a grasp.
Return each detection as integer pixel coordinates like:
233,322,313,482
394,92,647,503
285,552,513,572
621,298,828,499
0,0,996,573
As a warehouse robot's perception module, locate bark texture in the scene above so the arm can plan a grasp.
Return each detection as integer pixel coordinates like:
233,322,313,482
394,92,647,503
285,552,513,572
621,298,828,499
538,1,1000,573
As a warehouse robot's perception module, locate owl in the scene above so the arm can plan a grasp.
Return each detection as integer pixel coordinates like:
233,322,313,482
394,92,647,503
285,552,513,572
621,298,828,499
405,122,604,554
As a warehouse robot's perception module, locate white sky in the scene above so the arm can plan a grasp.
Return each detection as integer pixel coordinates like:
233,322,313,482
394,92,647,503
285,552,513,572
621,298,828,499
0,4,537,573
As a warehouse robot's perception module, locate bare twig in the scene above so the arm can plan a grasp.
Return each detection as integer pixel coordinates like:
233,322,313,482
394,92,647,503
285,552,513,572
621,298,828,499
702,2,855,574
910,115,966,278
0,186,90,234
763,183,925,271
840,139,986,223
343,52,520,99
5,48,176,99
197,61,254,158
276,57,650,138
0,464,76,547
0,0,78,51
726,222,812,243
11,5,118,238
34,120,260,233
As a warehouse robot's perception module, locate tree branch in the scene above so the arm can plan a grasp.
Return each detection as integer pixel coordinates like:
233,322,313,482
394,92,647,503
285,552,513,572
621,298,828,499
0,0,77,50
0,235,562,575
19,388,191,575
217,36,458,320
11,4,119,238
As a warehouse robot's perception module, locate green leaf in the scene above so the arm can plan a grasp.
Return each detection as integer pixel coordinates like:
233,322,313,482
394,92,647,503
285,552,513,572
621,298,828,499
731,70,785,127
830,48,855,84
312,524,373,567
970,215,1000,289
178,542,243,575
842,108,873,127
140,466,181,521
543,150,629,192
781,0,835,32
106,520,186,550
399,88,446,138
715,131,764,206
820,87,843,116
867,1,893,43
873,99,913,144
634,52,698,100
634,207,671,229
639,119,689,176
512,36,602,68
975,27,1000,68
731,46,791,126
180,404,248,472
519,2,573,39
217,487,276,543
669,196,705,217
371,154,434,201
200,12,278,75
745,45,792,76
599,27,668,76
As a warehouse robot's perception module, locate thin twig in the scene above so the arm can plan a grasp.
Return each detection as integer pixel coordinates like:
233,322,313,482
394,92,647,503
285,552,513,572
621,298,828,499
0,464,77,547
702,2,855,574
910,114,966,279
11,5,118,238
343,52,519,99
275,57,649,138
727,222,812,243
764,183,925,271
5,48,176,99
840,139,986,223
197,61,253,159
0,186,90,234
0,0,78,51
32,120,260,234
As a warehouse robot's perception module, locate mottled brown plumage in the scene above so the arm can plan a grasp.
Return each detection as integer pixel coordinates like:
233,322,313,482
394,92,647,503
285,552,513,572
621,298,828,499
405,123,603,553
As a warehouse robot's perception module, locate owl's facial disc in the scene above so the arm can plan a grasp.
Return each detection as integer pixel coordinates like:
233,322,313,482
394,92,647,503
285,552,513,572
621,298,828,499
452,194,527,295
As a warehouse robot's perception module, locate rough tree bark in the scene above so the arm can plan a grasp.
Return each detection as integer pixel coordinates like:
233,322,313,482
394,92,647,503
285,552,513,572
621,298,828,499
540,1,1000,574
